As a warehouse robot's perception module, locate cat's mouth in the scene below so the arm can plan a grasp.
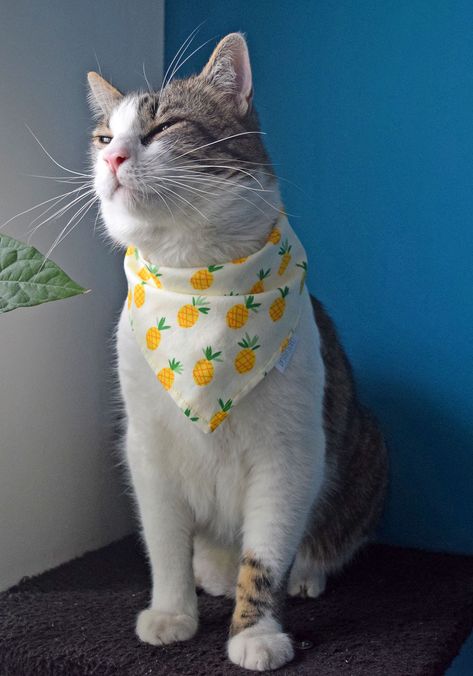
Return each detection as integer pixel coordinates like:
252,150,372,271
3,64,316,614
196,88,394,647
109,178,129,198
97,180,130,204
107,180,143,207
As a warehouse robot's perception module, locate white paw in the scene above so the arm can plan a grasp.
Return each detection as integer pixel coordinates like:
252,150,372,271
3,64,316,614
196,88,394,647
288,570,326,598
228,625,294,671
136,609,197,646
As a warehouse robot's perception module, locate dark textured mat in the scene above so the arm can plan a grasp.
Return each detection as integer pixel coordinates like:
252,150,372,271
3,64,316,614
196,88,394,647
1,536,472,675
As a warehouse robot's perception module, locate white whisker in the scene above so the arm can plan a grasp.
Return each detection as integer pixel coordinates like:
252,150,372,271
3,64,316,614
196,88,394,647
144,183,176,223
148,175,271,219
28,187,92,230
93,50,103,76
1,184,91,230
159,24,202,104
169,131,266,163
142,62,152,92
167,36,216,85
93,207,100,237
42,195,98,263
147,183,187,218
167,164,265,189
146,176,219,198
55,197,98,250
174,158,305,193
155,182,209,221
27,189,95,241
25,173,93,182
145,171,269,193
25,124,91,177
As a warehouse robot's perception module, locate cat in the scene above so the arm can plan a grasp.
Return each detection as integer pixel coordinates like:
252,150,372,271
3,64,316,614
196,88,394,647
88,32,388,672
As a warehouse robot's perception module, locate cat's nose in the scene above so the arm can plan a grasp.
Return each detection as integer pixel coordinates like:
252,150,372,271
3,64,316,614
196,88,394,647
104,149,129,174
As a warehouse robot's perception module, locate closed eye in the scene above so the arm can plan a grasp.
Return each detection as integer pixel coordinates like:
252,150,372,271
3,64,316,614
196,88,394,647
141,119,182,145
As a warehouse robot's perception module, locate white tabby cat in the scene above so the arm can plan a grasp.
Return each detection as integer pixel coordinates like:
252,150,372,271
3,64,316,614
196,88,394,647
88,33,387,672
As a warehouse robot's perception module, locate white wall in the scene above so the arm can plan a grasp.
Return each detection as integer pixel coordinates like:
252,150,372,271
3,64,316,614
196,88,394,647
0,0,165,590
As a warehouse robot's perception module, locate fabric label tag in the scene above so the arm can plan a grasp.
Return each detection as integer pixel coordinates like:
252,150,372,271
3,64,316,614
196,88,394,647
275,334,298,374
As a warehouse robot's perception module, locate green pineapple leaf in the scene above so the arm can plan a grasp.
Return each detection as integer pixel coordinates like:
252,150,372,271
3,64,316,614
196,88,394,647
218,398,233,412
157,317,171,330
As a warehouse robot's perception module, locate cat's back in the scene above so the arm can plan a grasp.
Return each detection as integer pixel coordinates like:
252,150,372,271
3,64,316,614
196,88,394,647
306,296,389,568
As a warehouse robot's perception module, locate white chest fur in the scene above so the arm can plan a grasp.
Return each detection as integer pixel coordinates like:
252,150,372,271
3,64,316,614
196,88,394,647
117,289,327,544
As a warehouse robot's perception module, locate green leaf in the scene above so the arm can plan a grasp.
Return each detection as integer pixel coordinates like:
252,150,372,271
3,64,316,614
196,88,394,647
0,232,88,313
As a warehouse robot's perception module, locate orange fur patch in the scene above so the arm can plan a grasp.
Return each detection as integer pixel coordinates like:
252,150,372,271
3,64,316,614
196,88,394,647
231,551,273,635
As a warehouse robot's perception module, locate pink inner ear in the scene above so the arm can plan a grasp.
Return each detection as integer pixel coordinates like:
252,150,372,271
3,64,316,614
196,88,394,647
234,45,252,100
233,44,253,115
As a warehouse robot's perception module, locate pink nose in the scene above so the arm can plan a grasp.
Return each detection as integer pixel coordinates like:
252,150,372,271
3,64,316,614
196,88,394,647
104,150,129,174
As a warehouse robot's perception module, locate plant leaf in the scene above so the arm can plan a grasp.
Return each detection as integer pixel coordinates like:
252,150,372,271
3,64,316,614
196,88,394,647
0,232,88,313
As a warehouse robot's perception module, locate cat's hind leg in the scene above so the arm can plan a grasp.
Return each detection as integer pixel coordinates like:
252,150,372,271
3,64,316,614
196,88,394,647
193,535,238,598
287,547,327,598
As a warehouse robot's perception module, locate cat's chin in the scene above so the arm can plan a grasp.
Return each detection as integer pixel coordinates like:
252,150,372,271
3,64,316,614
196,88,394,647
99,196,156,248
99,185,148,217
102,183,139,206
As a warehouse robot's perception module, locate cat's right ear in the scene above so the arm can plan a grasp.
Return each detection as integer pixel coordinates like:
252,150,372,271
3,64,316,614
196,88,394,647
87,72,123,118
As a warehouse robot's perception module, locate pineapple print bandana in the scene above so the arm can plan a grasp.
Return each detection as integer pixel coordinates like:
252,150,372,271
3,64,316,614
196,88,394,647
124,213,308,433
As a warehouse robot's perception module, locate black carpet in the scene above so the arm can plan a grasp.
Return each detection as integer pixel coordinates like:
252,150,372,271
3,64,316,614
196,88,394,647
1,536,472,675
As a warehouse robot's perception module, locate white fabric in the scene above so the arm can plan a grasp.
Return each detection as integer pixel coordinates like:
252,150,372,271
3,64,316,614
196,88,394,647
124,213,308,432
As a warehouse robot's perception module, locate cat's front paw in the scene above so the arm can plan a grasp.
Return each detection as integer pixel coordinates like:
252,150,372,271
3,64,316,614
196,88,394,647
136,609,197,645
228,623,294,671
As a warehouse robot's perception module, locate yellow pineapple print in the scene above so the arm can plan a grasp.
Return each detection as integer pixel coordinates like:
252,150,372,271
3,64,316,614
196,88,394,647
231,256,248,264
278,239,292,275
146,317,170,350
193,346,222,386
134,283,146,308
269,287,289,322
139,264,162,288
296,261,308,294
234,334,260,374
280,335,290,353
209,399,233,431
177,296,210,328
226,296,261,329
127,288,132,309
138,266,151,281
157,358,183,390
267,227,281,245
250,268,271,294
126,245,135,256
190,265,223,290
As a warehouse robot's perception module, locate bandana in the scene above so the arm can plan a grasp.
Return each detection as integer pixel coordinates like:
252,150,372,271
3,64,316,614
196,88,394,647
124,213,308,433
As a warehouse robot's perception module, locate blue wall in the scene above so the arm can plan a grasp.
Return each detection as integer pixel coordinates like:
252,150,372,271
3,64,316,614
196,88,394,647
165,0,473,557
166,2,473,670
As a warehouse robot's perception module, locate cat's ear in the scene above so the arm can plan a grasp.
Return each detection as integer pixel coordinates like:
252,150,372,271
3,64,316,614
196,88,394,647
201,33,253,116
87,72,123,118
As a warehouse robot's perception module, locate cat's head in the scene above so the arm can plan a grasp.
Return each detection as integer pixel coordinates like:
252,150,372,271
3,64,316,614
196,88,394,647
88,33,280,265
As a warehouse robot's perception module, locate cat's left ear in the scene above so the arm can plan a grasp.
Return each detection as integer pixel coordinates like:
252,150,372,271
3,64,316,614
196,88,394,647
87,72,123,118
201,33,253,116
